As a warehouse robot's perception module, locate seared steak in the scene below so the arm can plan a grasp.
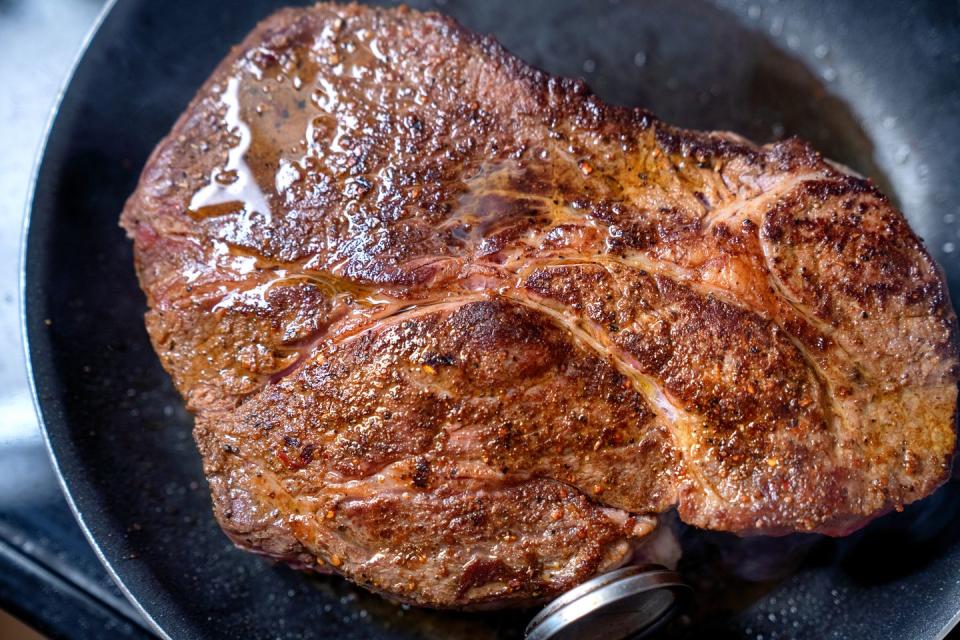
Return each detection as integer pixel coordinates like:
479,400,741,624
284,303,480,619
121,3,959,608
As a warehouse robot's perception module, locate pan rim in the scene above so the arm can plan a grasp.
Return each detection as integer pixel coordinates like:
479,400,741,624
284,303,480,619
18,0,171,638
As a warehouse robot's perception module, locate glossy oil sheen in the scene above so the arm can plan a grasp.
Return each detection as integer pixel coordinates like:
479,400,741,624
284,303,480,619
23,1,960,639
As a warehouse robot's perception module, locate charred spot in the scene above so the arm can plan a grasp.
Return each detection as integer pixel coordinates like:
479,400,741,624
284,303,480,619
582,198,631,225
300,443,316,465
492,420,516,450
760,215,784,243
605,219,656,252
412,456,431,488
447,503,488,533
712,223,732,241
422,352,456,367
654,125,759,164
278,442,316,470
906,281,942,307
252,414,275,431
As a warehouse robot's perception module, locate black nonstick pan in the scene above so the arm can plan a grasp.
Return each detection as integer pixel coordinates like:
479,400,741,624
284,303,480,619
22,0,960,638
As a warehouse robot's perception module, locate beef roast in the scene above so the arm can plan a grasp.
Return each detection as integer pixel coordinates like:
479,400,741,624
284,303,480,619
120,3,960,608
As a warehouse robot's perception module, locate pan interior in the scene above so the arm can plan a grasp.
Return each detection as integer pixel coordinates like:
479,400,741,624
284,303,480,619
24,1,960,639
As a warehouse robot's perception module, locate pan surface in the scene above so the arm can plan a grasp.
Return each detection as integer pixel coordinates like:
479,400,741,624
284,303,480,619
23,0,960,638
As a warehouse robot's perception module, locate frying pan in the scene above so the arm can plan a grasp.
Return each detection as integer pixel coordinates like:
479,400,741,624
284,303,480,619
22,0,960,638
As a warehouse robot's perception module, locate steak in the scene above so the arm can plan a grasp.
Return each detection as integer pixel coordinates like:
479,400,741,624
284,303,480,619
121,3,959,608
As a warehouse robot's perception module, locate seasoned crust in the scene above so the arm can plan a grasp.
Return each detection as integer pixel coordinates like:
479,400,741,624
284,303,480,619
203,299,666,606
121,3,958,607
